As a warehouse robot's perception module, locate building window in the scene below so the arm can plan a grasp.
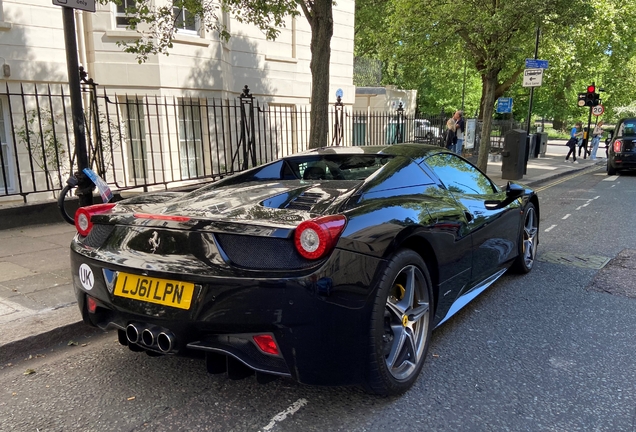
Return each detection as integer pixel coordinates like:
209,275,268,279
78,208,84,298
173,6,199,34
0,100,13,193
122,99,147,182
116,0,136,28
178,101,203,179
267,16,296,60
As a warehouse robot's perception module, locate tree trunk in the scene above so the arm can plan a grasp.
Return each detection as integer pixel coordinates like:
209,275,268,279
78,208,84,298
305,0,333,149
476,72,498,173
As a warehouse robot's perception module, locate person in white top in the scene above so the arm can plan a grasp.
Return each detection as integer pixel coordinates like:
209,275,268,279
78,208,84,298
590,121,604,160
445,111,460,151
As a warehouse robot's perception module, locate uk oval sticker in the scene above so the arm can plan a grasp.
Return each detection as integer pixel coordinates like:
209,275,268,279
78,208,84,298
79,264,94,291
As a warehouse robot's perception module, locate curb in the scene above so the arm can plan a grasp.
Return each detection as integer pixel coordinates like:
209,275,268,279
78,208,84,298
0,320,98,365
524,161,606,187
0,305,98,365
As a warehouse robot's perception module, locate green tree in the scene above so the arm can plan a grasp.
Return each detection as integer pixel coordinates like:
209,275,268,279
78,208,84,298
356,0,592,172
530,0,636,128
111,0,333,150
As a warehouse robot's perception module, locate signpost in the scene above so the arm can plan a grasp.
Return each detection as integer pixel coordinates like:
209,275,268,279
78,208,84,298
522,69,544,87
592,105,605,116
52,0,95,12
496,97,513,114
525,59,549,69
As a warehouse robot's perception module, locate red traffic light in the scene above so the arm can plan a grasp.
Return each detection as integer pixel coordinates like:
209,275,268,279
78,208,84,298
587,85,596,93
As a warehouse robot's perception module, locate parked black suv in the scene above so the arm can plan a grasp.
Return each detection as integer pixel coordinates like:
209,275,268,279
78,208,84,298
608,118,636,175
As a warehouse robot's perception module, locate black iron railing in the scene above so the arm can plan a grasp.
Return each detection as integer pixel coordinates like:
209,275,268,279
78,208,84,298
0,81,467,202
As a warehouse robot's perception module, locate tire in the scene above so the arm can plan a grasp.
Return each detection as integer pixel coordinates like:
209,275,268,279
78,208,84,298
607,161,617,176
511,203,538,274
364,249,434,396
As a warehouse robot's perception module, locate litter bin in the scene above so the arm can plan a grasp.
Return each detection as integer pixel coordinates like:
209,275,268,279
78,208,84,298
537,132,548,157
501,129,527,180
353,116,367,146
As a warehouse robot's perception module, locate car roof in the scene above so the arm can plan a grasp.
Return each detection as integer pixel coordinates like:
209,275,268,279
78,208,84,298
290,143,444,159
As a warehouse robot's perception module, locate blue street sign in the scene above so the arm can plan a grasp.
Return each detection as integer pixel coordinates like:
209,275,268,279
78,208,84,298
525,59,549,69
336,88,344,98
497,97,513,114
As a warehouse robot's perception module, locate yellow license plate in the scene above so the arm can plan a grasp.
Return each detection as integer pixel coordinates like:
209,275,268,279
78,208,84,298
114,273,195,310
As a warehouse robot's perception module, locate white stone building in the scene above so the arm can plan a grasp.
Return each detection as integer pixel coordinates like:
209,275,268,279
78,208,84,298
0,0,355,202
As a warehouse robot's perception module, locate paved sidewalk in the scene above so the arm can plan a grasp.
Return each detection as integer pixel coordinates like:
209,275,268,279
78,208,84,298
0,143,607,363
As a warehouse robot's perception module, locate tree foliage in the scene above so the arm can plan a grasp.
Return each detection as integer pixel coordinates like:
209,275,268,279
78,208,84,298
111,0,299,62
355,0,636,169
109,0,333,149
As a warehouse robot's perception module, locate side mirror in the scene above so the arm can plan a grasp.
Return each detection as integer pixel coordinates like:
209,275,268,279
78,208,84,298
484,182,525,210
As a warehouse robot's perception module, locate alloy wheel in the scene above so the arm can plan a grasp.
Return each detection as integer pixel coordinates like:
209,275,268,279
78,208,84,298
382,265,430,381
523,206,538,268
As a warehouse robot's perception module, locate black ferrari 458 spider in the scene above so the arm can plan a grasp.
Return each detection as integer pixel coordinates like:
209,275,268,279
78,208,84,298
71,144,539,395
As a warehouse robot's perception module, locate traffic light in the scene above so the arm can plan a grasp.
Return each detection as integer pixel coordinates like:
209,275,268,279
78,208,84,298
585,84,599,107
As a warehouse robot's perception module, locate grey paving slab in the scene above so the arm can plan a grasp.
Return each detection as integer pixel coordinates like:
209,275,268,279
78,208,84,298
24,283,76,309
0,271,72,294
37,232,76,248
0,297,39,323
0,262,37,282
0,229,17,240
0,235,60,258
19,223,76,238
3,248,71,273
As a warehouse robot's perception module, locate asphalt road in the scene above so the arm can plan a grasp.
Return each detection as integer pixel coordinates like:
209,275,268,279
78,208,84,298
1,168,635,432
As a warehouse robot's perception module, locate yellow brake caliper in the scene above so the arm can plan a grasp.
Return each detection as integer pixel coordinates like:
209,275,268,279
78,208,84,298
393,283,408,327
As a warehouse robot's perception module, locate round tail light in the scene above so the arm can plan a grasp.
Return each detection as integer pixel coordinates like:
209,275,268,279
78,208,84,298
294,215,347,260
74,203,116,236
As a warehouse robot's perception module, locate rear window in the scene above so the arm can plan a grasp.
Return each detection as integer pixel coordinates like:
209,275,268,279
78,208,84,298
206,154,395,188
617,120,636,137
287,155,394,181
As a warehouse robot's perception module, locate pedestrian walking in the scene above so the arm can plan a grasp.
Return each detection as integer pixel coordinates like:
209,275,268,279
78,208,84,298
455,111,465,155
590,121,604,160
578,126,591,159
566,122,583,163
445,111,460,151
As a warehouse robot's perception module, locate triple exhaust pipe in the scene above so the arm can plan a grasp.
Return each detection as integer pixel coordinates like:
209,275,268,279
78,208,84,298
126,323,176,353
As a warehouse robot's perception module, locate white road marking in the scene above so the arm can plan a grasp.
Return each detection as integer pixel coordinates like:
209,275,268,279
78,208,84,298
594,196,600,199
603,176,619,181
562,214,571,220
544,224,557,232
262,399,308,431
576,198,594,210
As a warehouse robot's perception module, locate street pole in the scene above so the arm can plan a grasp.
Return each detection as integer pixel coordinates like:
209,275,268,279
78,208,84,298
525,26,540,137
585,82,594,159
461,59,467,112
62,7,93,207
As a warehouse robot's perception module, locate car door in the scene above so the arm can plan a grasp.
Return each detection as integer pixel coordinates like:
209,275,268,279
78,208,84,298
423,153,519,286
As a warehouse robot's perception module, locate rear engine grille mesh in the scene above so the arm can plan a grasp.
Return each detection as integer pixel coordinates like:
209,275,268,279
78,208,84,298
81,224,115,248
285,192,322,211
215,233,317,270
